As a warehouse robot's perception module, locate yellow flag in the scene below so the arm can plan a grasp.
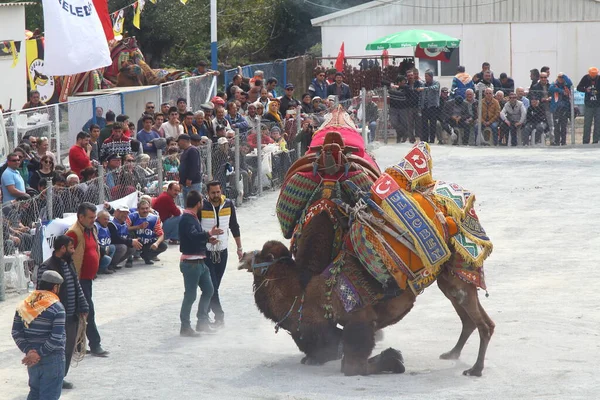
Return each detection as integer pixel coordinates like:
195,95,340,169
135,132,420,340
133,0,145,29
10,41,21,68
180,0,188,4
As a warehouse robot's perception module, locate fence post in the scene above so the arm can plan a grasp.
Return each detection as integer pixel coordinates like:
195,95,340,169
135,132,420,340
570,88,576,145
186,78,191,110
382,85,388,145
92,98,97,125
283,60,287,88
206,140,213,181
360,87,368,146
158,83,163,108
476,86,484,146
47,179,53,221
98,164,105,204
255,118,263,196
12,112,19,150
208,76,217,101
0,204,5,301
54,104,62,165
156,148,164,194
234,128,241,206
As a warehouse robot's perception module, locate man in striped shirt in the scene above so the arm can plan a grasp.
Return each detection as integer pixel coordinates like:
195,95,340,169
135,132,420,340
12,270,67,400
38,235,89,390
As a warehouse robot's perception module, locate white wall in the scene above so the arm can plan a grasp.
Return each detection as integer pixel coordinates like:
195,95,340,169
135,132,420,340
321,21,600,89
0,7,27,111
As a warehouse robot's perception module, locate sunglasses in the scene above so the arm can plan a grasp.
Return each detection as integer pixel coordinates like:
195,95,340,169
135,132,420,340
146,106,155,109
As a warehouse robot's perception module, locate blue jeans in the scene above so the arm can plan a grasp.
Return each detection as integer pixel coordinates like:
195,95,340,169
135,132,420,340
182,183,203,204
99,244,116,271
179,261,214,327
162,216,181,240
27,352,65,400
359,121,378,143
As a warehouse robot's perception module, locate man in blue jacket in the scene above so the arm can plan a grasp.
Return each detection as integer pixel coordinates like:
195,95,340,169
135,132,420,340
308,69,328,99
549,73,573,146
178,190,223,337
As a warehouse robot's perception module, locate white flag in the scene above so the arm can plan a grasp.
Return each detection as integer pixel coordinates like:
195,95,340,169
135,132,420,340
42,0,111,76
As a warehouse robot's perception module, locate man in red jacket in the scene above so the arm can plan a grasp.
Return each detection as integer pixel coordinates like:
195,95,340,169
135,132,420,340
68,131,92,178
66,202,109,358
152,182,182,244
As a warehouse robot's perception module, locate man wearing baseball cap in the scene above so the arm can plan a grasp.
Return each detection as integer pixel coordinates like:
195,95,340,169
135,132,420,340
577,67,600,144
178,134,203,199
280,83,299,114
12,270,67,399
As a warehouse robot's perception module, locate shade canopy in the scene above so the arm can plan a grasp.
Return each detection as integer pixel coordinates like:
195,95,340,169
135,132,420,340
366,30,460,51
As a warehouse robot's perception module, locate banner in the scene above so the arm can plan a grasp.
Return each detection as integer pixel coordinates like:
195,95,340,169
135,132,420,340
111,10,125,38
92,0,115,41
26,39,58,104
0,40,21,67
41,191,139,260
41,0,112,76
414,45,455,63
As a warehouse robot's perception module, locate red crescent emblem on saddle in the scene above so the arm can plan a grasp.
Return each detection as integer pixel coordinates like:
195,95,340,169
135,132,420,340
405,147,429,175
372,173,400,200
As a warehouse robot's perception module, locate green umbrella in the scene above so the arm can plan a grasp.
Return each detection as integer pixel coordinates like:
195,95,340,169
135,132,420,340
365,29,460,51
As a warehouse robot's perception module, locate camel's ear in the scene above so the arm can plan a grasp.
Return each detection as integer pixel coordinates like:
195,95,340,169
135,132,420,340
237,252,253,271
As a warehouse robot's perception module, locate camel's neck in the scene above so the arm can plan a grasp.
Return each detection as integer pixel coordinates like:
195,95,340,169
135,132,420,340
253,267,304,332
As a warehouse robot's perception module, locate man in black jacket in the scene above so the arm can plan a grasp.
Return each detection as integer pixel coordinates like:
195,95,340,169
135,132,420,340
178,134,202,200
577,67,600,144
37,235,89,390
178,190,222,337
522,97,548,145
327,72,352,105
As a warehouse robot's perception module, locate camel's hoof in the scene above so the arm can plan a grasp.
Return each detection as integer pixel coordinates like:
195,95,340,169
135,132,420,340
463,367,483,377
439,350,460,360
301,356,323,366
371,348,405,374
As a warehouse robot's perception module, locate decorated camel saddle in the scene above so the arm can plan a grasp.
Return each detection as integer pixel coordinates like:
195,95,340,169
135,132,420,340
276,106,380,255
327,142,493,314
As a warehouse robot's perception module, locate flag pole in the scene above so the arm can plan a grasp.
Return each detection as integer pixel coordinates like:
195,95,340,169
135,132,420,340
210,0,217,72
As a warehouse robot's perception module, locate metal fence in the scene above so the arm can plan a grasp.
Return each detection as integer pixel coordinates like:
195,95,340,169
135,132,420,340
1,75,216,165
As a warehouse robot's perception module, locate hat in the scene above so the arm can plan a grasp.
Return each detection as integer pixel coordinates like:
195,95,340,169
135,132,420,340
215,124,226,131
116,205,130,212
211,96,225,106
285,83,295,90
41,270,64,285
312,96,322,102
217,137,228,145
200,102,214,111
190,134,202,141
177,134,191,141
441,87,449,93
200,136,209,141
106,153,120,162
327,95,337,102
177,97,187,104
270,126,281,134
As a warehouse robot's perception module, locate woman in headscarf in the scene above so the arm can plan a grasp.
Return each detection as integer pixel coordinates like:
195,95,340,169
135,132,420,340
262,98,283,130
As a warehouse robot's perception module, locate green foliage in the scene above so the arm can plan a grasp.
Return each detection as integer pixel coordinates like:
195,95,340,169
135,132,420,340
14,0,371,68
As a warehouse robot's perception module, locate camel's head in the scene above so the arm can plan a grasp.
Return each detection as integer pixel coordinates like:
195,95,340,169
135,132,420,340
238,240,293,276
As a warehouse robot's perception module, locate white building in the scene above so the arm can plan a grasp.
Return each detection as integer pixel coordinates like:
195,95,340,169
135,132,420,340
0,2,32,111
312,0,600,88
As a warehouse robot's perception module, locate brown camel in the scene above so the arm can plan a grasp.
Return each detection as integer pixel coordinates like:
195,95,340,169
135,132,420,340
239,240,495,377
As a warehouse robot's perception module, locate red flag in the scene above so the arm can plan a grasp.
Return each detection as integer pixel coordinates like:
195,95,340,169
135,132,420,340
92,0,115,41
414,44,454,62
382,49,389,67
334,42,345,72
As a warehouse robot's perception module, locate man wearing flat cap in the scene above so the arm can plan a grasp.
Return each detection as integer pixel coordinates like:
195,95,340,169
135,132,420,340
12,270,67,400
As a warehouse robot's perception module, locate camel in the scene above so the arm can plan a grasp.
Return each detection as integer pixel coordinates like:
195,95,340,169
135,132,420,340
239,240,495,377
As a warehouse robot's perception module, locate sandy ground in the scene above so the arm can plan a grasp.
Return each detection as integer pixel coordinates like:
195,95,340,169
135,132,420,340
1,143,600,400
